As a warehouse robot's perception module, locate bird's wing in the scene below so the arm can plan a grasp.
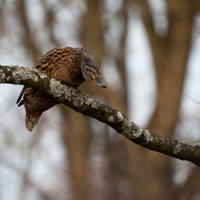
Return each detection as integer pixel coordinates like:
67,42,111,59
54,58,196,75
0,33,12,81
35,47,76,67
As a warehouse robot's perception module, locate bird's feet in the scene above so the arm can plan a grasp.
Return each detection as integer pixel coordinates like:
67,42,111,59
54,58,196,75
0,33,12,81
37,95,47,101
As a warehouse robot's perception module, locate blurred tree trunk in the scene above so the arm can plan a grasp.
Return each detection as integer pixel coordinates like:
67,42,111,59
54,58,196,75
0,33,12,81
17,0,41,63
125,1,197,200
79,0,132,199
61,108,92,200
172,166,200,199
40,0,61,47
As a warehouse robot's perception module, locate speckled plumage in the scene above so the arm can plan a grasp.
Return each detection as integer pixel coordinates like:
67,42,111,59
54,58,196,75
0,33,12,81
17,47,106,131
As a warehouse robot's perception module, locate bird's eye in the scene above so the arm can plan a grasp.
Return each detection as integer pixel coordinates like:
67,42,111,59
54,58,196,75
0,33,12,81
87,68,91,72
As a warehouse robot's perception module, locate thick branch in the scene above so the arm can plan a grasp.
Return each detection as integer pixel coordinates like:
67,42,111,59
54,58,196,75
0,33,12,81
0,65,200,166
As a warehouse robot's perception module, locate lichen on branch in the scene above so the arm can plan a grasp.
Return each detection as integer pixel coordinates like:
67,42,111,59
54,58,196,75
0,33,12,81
0,64,200,167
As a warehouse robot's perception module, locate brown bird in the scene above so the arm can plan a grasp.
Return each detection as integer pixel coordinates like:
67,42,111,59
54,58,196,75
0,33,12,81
17,47,107,131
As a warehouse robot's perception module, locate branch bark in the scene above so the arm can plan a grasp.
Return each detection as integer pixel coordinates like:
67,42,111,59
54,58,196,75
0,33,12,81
0,64,200,166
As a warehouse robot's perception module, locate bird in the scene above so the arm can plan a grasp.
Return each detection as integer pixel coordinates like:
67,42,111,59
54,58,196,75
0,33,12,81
16,47,107,131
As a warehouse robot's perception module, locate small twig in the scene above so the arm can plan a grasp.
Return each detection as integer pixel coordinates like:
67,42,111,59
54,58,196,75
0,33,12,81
183,92,200,105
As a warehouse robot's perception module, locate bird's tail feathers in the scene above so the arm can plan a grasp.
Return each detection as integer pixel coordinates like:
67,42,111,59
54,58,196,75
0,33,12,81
18,100,24,107
16,86,27,105
26,112,42,132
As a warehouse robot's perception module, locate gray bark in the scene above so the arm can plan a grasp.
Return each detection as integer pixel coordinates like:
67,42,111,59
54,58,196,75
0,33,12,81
0,64,200,166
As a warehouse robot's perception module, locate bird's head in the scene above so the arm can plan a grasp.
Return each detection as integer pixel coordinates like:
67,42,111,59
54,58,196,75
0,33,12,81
81,59,107,88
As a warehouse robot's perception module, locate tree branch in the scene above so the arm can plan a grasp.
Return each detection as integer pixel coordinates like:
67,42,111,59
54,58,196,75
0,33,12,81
0,64,200,166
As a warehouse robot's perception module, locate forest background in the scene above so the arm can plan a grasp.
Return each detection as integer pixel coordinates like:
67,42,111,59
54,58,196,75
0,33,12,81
0,0,200,200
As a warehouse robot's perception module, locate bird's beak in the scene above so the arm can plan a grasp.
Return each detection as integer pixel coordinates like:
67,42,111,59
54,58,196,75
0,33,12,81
95,75,107,88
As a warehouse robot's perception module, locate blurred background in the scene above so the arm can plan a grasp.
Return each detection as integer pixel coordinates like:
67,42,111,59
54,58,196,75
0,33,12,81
0,0,200,199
